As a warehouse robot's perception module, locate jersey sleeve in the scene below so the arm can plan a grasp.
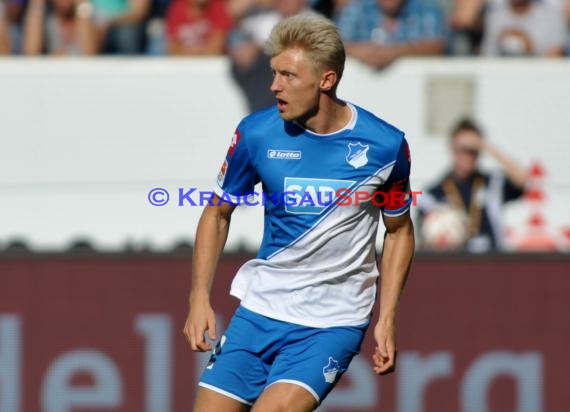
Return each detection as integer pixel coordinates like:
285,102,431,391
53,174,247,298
379,137,413,217
214,124,258,204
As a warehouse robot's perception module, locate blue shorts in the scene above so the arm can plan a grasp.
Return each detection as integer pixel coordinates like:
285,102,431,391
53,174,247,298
198,305,369,405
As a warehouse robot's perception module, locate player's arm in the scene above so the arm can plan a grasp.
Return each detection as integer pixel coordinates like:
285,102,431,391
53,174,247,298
373,210,415,375
183,196,236,352
184,124,254,352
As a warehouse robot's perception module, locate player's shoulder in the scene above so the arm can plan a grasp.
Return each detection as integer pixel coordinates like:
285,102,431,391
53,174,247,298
238,106,281,137
352,103,406,144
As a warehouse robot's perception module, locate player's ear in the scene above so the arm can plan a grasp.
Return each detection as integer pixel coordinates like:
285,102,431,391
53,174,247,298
320,70,337,92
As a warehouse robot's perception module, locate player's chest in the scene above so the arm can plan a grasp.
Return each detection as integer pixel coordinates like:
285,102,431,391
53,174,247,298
254,137,386,192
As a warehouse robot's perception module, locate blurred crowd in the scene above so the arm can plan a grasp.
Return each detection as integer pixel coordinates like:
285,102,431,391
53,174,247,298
0,0,568,59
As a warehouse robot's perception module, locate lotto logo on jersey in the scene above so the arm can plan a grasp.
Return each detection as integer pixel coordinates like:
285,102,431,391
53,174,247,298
267,149,302,160
283,177,356,215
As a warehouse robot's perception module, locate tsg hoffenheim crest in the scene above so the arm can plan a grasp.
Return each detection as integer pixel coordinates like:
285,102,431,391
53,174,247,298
323,356,340,383
346,142,369,169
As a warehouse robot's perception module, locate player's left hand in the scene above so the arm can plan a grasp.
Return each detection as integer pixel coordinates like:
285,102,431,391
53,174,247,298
372,320,397,375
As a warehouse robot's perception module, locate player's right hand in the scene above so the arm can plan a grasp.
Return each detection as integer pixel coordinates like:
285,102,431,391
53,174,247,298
183,294,217,352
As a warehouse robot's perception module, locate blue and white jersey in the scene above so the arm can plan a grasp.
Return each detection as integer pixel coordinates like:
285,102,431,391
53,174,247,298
214,103,412,327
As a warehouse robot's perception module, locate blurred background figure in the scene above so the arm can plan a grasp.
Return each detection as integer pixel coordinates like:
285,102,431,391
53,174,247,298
2,0,27,53
448,0,486,54
0,0,11,53
418,118,529,252
226,0,311,112
480,0,566,56
92,0,150,53
450,0,570,56
165,0,232,55
336,0,446,69
309,0,350,19
565,0,570,54
23,0,98,54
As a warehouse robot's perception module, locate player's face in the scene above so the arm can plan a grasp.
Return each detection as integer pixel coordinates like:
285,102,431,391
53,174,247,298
270,47,322,122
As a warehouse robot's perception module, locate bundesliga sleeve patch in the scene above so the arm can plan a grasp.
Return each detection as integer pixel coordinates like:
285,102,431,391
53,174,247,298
217,160,228,186
227,129,241,157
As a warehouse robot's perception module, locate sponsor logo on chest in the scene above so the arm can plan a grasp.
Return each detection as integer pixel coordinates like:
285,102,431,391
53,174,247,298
267,149,302,160
283,177,356,215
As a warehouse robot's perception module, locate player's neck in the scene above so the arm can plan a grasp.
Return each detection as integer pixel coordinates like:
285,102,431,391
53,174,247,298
301,97,352,135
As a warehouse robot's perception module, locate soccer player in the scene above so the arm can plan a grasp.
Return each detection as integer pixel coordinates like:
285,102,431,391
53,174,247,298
183,13,415,412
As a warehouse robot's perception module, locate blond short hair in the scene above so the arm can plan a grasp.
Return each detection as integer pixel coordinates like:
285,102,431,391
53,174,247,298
265,13,346,83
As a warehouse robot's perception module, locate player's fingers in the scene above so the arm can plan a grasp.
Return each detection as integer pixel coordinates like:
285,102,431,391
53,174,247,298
372,349,388,369
373,344,395,375
374,359,393,375
194,325,213,352
182,321,190,344
373,363,387,374
195,330,212,351
372,352,383,368
182,326,191,345
196,340,212,352
376,351,397,375
207,314,217,341
377,341,389,358
379,360,395,375
188,326,198,351
193,325,208,351
373,351,383,367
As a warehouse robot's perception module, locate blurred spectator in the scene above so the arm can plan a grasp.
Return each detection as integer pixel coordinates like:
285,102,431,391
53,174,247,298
227,0,311,112
311,0,345,18
448,0,485,54
566,0,570,54
337,0,446,69
418,118,529,252
2,0,28,53
143,0,170,54
480,0,566,56
0,0,10,53
450,0,569,55
165,0,232,55
91,0,150,53
23,0,98,54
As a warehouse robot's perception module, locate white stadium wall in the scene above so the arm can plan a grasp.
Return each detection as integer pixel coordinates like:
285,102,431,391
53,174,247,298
0,57,568,252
